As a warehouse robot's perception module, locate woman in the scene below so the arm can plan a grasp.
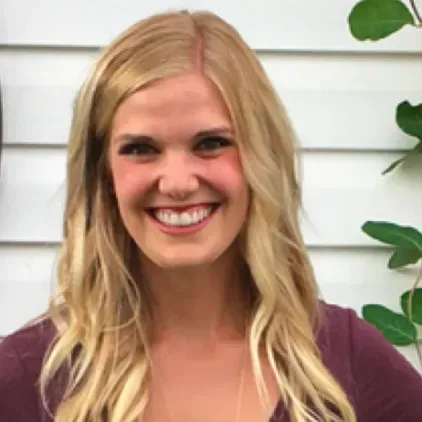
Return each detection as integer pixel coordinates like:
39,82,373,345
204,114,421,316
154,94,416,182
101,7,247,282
0,10,421,422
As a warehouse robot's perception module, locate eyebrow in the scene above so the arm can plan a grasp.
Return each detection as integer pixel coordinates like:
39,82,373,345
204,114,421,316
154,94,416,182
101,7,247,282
114,126,234,144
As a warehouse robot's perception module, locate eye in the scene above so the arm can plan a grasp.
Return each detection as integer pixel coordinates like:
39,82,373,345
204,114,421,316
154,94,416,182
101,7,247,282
194,136,232,152
118,142,158,156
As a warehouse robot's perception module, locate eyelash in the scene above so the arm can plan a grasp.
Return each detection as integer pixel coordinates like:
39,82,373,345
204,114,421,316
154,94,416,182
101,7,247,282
194,136,232,151
118,136,232,157
118,143,157,156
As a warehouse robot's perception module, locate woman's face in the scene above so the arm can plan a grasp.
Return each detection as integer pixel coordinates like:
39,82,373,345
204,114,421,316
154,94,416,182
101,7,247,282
109,72,249,269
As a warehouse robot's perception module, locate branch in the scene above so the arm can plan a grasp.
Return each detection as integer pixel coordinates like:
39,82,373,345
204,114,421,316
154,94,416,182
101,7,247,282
407,259,422,320
410,0,422,26
409,261,422,370
415,339,422,370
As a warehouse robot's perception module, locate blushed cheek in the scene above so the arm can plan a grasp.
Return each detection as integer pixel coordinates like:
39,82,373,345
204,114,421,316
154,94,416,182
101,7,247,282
209,152,247,195
111,164,154,205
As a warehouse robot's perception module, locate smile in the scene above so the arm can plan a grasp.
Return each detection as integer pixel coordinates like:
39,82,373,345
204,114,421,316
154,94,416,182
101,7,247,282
147,203,220,229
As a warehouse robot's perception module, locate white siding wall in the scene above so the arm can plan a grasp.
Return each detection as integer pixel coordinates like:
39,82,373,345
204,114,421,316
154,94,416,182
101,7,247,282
1,0,422,368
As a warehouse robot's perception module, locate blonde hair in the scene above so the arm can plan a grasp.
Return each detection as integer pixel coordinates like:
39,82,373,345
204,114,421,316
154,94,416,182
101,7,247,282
40,10,356,422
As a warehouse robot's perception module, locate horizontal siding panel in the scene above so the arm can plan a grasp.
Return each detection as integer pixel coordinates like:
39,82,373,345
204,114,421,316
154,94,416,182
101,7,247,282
1,245,418,368
0,147,66,244
0,245,57,285
2,50,422,150
2,0,422,52
1,148,420,245
0,281,51,337
0,245,56,336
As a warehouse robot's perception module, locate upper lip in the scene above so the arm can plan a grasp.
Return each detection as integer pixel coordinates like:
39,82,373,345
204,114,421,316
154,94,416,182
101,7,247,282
147,202,220,211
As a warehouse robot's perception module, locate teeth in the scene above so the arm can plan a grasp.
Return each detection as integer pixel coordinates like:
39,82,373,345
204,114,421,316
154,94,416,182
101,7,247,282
154,206,213,227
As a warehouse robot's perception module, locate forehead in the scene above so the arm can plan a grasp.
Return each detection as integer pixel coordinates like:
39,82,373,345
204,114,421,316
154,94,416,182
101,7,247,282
110,72,232,138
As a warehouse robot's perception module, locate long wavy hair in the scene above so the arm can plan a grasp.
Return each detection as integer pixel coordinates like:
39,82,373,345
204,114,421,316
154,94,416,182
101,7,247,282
40,10,356,422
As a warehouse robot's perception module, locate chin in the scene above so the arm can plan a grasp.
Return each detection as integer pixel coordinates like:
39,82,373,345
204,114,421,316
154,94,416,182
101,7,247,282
154,254,216,270
145,244,224,270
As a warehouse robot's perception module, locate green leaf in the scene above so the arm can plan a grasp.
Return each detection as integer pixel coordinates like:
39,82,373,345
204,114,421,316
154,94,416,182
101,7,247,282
401,289,422,325
348,0,415,41
362,304,417,345
388,247,422,268
382,140,422,174
396,101,422,140
362,221,422,250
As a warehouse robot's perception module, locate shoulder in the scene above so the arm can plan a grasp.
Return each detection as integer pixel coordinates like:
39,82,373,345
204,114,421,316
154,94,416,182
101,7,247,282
317,301,422,421
0,317,56,381
0,318,56,422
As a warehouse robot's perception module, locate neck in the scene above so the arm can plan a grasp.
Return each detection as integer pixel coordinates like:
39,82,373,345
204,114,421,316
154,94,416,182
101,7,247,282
141,250,250,344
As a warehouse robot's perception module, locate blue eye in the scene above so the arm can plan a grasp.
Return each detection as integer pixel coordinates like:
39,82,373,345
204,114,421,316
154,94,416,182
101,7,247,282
118,142,158,156
195,137,232,151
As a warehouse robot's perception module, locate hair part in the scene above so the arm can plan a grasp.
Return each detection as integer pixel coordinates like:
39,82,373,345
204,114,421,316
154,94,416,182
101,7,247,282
40,10,356,422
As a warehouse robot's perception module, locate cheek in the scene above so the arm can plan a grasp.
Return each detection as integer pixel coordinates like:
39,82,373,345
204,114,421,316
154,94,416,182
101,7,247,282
111,161,153,204
207,151,248,198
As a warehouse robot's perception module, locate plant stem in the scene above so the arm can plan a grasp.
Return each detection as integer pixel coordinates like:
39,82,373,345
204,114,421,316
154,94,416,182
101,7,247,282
408,260,422,318
409,261,422,370
410,0,422,26
415,338,422,371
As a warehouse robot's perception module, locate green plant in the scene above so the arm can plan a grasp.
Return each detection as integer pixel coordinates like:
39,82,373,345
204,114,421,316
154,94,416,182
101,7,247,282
347,0,422,367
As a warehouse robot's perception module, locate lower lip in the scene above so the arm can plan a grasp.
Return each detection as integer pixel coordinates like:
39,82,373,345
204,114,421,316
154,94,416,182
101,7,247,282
148,206,219,236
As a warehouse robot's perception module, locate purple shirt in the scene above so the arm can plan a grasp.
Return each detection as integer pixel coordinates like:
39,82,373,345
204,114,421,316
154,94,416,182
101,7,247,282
1,303,421,421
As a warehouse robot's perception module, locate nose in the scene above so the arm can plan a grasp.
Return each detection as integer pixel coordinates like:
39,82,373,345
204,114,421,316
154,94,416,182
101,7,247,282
157,152,199,200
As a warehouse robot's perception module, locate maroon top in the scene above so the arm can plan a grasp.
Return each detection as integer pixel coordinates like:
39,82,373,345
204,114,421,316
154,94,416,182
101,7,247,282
0,303,421,421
